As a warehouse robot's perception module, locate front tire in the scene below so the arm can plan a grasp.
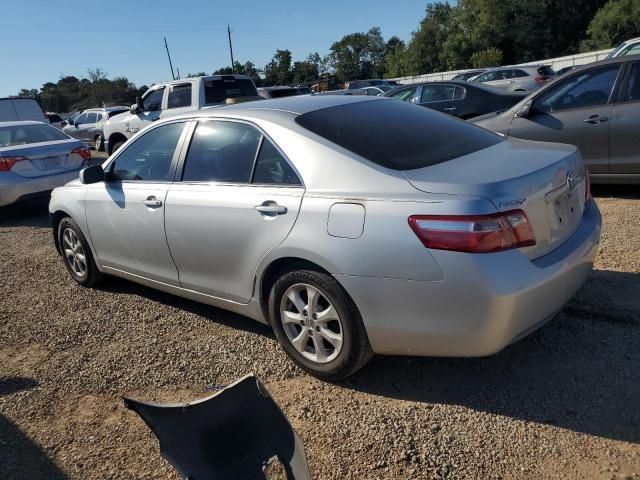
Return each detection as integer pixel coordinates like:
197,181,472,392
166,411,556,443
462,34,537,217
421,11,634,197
268,269,372,381
110,141,125,155
58,217,102,287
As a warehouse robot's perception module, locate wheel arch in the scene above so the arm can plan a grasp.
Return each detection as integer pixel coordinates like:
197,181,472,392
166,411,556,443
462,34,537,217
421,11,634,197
51,209,71,255
107,132,128,155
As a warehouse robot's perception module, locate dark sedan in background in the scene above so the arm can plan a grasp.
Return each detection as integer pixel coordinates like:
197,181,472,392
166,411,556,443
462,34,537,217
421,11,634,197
383,80,528,119
473,55,640,183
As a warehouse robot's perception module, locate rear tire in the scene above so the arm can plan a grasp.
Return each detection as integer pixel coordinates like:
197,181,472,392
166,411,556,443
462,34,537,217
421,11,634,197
268,269,372,381
58,217,102,287
94,134,104,151
110,141,125,155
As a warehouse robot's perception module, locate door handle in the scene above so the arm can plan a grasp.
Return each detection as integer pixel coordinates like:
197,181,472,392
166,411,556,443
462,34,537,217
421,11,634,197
143,196,162,208
583,115,608,124
444,107,457,112
254,203,287,215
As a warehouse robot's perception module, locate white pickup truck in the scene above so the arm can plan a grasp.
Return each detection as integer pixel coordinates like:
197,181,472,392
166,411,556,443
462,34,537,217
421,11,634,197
103,75,260,154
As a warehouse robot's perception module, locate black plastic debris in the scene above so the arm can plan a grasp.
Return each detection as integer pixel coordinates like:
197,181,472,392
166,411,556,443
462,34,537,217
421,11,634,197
123,374,311,480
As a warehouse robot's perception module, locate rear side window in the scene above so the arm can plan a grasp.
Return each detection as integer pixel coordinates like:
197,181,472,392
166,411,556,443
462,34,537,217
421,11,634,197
252,139,301,185
0,124,69,147
86,113,98,123
623,63,640,102
204,78,259,104
295,99,502,170
621,44,640,57
168,83,192,108
268,88,299,98
513,70,528,78
182,121,261,183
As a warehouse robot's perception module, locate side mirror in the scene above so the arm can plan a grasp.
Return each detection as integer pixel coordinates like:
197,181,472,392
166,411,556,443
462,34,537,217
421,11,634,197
79,165,104,184
516,102,532,118
131,97,144,114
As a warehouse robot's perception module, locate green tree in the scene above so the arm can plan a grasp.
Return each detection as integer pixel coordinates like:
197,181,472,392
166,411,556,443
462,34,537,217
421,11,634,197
582,0,640,50
264,49,294,85
329,27,386,81
403,3,454,75
470,47,503,68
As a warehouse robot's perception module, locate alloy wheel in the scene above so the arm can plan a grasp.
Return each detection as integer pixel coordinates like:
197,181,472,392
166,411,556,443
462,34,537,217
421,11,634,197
279,283,343,364
62,228,87,278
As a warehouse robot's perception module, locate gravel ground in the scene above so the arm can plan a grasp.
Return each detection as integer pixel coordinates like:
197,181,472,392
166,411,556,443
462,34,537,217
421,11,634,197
0,183,639,480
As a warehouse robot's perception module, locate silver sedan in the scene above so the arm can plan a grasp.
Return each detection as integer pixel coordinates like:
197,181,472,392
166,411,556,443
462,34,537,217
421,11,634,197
49,96,601,380
0,121,90,207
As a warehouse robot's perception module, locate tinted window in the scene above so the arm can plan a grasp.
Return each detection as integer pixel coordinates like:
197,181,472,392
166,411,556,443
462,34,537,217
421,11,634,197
108,122,185,181
535,65,620,112
168,83,192,108
623,63,640,102
86,113,98,123
203,78,258,104
420,85,458,103
537,66,555,76
182,121,261,183
389,87,418,101
108,109,128,118
96,114,103,122
48,114,63,122
513,70,529,78
75,113,88,124
142,88,165,111
252,139,300,185
0,124,69,147
268,88,300,98
295,100,502,170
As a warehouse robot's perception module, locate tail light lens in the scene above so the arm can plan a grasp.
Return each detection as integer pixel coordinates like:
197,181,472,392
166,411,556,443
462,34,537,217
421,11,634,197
408,210,536,253
71,146,91,164
534,76,549,84
0,156,27,171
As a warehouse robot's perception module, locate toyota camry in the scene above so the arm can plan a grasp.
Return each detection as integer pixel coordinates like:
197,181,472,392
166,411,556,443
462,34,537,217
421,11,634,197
49,95,601,380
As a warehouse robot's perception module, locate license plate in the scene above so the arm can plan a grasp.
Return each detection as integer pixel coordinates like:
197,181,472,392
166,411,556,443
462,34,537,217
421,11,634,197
553,192,579,228
39,156,63,170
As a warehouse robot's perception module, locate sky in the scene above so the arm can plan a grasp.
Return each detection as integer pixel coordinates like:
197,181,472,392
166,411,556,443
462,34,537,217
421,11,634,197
1,0,432,97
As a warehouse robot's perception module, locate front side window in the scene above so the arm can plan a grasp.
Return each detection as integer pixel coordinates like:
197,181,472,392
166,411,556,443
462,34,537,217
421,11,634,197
142,88,165,111
252,139,300,185
97,114,103,122
167,84,192,109
389,87,418,101
535,65,620,112
75,113,88,125
108,122,185,181
182,121,261,183
475,71,497,83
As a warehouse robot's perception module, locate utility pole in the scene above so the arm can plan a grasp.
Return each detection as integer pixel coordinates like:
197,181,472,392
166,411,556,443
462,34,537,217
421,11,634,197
164,37,176,80
227,25,235,73
176,67,181,80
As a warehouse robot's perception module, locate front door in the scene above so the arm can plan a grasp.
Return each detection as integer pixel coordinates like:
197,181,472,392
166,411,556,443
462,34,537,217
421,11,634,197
610,61,640,174
165,119,304,303
85,121,188,284
509,63,623,174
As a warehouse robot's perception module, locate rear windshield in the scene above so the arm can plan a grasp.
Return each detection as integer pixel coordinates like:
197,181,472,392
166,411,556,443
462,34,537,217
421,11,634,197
295,99,502,170
108,109,128,118
269,88,300,98
538,66,555,76
0,124,69,147
204,78,258,104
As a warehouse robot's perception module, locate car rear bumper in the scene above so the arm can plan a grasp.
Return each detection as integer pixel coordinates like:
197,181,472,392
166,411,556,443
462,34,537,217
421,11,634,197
336,198,602,357
0,169,81,207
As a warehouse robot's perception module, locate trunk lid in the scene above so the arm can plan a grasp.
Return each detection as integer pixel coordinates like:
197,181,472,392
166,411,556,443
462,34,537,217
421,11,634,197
402,138,588,259
1,139,84,178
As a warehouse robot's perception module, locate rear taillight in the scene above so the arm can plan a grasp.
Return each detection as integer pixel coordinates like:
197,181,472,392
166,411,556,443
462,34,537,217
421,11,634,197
408,210,536,253
584,172,590,202
71,146,91,164
0,156,27,171
534,76,549,84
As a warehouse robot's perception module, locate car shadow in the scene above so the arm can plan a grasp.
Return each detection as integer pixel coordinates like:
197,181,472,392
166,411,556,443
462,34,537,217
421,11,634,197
341,269,640,444
591,184,640,200
0,378,68,479
0,199,50,228
95,276,274,339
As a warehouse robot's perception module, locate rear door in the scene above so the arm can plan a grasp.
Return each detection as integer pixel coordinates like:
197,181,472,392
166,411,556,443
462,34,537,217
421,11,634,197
418,84,467,117
85,120,189,284
508,63,623,174
610,61,640,173
165,119,304,303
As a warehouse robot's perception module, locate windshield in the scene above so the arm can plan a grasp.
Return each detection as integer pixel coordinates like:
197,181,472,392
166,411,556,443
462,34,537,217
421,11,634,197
295,99,502,170
0,123,69,147
606,42,626,59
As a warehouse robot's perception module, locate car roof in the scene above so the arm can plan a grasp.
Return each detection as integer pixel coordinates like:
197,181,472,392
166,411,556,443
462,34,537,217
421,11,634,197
0,120,47,127
567,53,640,72
258,86,298,91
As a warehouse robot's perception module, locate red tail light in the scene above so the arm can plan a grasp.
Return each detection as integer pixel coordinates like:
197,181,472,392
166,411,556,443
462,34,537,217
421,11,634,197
0,156,27,171
408,210,536,253
534,76,548,84
71,146,91,164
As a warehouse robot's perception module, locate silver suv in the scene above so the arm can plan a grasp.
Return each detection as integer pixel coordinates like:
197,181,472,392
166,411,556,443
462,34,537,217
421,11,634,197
63,106,129,151
469,65,555,92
